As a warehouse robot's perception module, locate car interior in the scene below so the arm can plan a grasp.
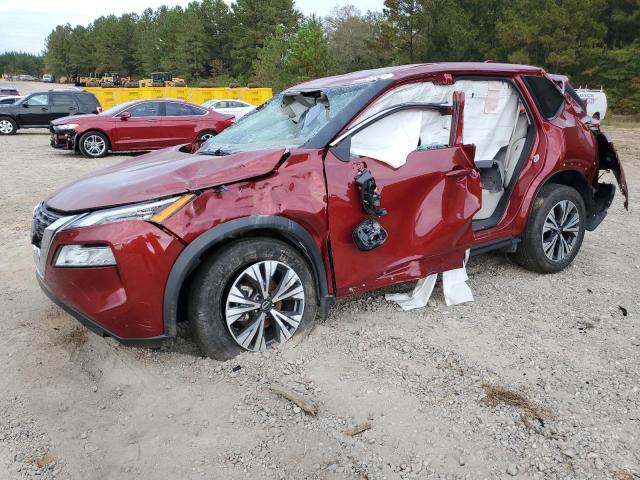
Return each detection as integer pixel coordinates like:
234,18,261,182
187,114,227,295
349,79,534,225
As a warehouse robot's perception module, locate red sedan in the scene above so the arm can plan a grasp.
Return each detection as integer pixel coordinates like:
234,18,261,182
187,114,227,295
50,99,234,158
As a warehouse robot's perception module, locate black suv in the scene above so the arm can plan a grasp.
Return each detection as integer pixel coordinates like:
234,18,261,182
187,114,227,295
0,90,101,135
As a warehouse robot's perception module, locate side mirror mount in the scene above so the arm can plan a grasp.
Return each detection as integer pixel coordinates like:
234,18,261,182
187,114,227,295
22,102,29,108
449,91,465,146
328,136,351,162
119,111,131,120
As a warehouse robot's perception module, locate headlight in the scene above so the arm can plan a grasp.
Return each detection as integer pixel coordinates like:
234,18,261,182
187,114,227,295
55,245,116,267
56,123,79,130
65,194,195,229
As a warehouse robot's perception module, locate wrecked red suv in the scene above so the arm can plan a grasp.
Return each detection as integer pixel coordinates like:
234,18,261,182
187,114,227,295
33,63,628,359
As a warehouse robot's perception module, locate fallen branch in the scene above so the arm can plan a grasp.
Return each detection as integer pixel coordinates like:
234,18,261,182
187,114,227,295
344,421,372,436
270,384,319,416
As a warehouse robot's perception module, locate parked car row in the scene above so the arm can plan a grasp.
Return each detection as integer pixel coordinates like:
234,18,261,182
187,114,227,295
0,89,252,157
28,62,628,360
51,99,234,158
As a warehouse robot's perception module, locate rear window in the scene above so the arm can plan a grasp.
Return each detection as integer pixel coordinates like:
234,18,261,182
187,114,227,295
76,92,99,107
523,76,564,118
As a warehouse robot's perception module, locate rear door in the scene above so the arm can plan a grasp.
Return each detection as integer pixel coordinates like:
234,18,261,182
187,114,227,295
49,92,79,122
162,102,202,145
112,101,164,150
324,93,482,296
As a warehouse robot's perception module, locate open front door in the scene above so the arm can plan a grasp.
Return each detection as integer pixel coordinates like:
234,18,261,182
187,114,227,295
324,92,482,296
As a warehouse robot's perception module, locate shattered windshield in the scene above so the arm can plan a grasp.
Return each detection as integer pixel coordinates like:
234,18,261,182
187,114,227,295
199,83,369,154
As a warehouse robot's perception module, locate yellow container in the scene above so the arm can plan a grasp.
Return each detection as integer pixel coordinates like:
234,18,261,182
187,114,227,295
84,86,273,109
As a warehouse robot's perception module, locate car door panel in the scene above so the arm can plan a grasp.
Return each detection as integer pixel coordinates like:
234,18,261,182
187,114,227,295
18,93,50,126
49,93,78,122
162,102,200,145
325,145,481,296
112,102,163,150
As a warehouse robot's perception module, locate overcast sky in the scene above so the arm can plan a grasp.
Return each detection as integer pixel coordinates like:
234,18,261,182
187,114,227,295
0,0,384,54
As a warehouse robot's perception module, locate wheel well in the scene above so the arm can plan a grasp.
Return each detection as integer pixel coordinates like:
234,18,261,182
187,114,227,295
542,170,593,211
76,129,111,152
174,228,327,328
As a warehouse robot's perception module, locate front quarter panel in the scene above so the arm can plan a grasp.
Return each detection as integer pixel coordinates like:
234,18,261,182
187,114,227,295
162,149,332,288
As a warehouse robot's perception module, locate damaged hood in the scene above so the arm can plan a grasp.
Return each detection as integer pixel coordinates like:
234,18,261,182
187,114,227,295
46,146,287,212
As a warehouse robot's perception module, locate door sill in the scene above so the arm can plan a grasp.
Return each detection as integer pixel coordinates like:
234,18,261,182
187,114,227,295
470,237,520,256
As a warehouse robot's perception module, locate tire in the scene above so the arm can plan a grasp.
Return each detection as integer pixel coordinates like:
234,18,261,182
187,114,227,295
78,131,110,158
188,238,318,360
0,117,17,135
592,112,600,120
124,81,139,88
228,83,241,88
514,184,586,273
86,81,99,87
196,130,216,143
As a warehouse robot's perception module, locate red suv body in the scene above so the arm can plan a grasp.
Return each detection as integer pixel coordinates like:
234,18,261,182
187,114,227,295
50,98,234,158
33,63,628,359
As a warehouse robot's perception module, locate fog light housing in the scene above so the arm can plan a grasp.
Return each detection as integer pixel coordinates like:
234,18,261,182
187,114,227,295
55,245,116,267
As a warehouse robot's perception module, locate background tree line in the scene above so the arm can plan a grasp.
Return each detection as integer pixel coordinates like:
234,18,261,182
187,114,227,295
2,0,639,113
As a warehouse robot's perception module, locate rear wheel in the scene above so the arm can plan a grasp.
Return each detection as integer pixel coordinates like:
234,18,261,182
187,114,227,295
514,184,586,273
0,117,17,135
188,238,317,360
79,131,109,158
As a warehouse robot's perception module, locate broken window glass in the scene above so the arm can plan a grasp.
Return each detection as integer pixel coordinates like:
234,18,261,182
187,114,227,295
198,84,368,154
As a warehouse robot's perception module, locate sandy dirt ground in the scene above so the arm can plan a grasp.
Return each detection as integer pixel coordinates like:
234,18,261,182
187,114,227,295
0,81,639,480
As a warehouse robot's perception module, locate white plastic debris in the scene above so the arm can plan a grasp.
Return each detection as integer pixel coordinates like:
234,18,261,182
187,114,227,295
386,253,474,310
385,274,437,311
442,267,474,306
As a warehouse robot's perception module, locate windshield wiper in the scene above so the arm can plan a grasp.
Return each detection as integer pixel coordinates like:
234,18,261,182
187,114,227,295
199,148,232,156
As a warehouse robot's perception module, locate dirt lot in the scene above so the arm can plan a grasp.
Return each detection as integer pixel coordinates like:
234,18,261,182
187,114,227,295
1,81,639,480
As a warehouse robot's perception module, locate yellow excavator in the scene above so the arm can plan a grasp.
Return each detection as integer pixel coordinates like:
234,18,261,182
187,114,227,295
139,72,186,88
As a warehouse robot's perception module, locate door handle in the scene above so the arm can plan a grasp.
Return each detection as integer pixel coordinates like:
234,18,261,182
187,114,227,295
41,107,48,112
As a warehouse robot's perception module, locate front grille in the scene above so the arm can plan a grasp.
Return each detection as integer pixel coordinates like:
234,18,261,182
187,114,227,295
32,203,61,248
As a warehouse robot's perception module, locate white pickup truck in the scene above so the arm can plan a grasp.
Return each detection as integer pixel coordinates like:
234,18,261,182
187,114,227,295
549,74,608,120
575,88,607,120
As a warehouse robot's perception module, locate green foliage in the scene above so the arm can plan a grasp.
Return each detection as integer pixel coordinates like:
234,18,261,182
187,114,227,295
231,0,301,78
3,0,639,112
0,52,43,76
252,18,333,91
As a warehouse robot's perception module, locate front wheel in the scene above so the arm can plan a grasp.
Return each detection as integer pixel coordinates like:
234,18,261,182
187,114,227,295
0,117,17,135
188,238,317,360
514,184,586,273
78,131,109,158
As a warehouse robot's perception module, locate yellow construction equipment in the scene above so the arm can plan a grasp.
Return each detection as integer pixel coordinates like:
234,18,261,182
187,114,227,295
139,72,186,88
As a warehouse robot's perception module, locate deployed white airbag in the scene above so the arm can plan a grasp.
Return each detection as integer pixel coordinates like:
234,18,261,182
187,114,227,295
350,79,519,169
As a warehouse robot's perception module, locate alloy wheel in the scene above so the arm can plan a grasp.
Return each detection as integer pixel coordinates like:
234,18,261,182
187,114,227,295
200,133,215,142
0,119,14,134
542,200,580,262
84,135,106,156
224,260,305,352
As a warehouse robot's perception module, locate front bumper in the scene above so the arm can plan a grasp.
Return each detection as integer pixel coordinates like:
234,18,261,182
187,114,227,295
49,127,76,150
33,211,185,343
